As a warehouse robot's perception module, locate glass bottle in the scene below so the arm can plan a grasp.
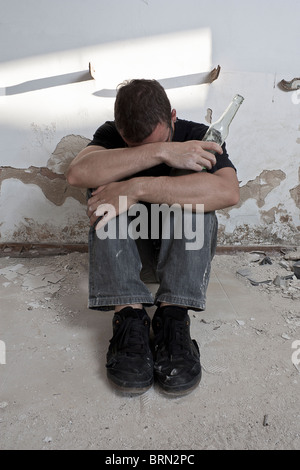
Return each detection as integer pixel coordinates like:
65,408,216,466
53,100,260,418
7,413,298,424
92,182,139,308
203,94,244,147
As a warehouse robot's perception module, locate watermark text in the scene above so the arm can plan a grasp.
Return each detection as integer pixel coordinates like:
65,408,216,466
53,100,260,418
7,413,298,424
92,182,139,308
95,197,205,251
292,340,300,368
0,340,6,365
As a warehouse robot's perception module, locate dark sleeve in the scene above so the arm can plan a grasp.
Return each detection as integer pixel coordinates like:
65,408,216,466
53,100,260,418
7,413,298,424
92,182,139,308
87,121,126,149
208,141,236,174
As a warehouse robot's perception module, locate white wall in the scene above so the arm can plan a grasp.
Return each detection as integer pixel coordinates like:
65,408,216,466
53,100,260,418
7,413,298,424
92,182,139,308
0,0,299,245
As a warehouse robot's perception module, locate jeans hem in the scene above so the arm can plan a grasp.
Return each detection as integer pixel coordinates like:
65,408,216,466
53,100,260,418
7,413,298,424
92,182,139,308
154,294,206,311
88,295,154,311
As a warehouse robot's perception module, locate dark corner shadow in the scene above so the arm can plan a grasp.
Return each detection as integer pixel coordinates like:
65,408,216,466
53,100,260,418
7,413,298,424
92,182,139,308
1,70,94,96
93,67,221,98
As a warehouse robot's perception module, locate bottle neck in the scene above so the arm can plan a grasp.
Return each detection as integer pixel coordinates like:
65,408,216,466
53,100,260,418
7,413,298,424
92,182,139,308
202,94,244,148
214,95,244,129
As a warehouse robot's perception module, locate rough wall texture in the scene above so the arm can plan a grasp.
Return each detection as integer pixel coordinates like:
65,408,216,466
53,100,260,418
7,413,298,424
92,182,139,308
218,169,300,245
1,2,299,247
1,135,299,246
0,135,90,244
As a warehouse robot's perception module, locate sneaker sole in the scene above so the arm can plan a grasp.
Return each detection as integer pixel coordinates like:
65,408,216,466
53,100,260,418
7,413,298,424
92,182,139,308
107,372,153,395
155,370,202,397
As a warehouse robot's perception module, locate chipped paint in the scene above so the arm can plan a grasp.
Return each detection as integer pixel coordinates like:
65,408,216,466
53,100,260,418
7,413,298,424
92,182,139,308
0,178,89,243
236,170,286,209
0,135,90,244
290,168,300,210
0,136,299,246
0,135,90,206
47,134,91,175
217,169,300,245
0,165,85,206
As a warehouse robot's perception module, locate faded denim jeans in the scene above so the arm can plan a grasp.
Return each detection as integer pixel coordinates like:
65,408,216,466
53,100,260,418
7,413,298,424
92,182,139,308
88,206,218,312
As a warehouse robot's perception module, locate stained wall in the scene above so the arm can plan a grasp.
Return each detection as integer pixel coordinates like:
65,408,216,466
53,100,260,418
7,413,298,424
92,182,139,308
0,0,299,246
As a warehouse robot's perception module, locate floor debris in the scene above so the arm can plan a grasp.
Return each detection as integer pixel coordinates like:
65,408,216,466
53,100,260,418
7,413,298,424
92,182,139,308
0,249,299,450
235,248,300,300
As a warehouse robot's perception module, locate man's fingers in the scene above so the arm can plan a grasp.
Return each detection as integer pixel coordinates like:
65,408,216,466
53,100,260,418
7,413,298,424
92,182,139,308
88,203,109,226
87,195,106,220
95,209,116,231
188,151,216,171
88,195,105,208
202,150,217,168
201,141,223,154
94,203,117,230
95,203,112,217
91,185,106,196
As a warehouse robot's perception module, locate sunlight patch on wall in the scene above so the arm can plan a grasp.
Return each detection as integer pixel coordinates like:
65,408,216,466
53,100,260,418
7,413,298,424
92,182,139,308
0,28,212,129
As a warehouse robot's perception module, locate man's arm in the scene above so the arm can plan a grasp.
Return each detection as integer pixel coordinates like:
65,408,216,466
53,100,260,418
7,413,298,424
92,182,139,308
66,144,164,188
88,167,240,229
135,167,240,211
66,141,221,188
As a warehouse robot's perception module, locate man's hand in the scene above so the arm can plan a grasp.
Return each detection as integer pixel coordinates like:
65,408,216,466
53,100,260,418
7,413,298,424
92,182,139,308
87,180,138,230
162,140,222,171
86,141,224,229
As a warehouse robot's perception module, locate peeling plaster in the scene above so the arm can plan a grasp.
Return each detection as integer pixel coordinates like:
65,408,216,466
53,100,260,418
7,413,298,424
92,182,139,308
0,135,90,243
290,168,300,209
47,134,91,175
0,165,86,206
217,169,300,245
0,135,90,206
0,179,89,244
261,204,295,227
0,138,299,245
219,169,287,222
237,169,286,209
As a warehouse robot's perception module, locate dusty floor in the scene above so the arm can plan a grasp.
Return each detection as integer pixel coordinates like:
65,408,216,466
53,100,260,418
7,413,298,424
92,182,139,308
0,249,299,450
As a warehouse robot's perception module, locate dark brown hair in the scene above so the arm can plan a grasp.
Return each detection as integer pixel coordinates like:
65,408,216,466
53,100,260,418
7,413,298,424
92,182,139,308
114,79,172,143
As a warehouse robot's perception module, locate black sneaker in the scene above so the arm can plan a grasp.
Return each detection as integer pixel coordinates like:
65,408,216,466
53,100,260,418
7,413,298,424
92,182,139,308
106,306,153,393
152,306,201,395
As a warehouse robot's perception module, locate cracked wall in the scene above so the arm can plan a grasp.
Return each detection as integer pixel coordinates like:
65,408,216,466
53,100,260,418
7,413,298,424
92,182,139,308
0,135,90,244
1,1,300,247
1,133,299,246
1,91,300,247
218,167,300,245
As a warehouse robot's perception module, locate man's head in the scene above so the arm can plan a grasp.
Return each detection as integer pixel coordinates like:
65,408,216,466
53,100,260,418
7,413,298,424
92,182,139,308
114,79,176,146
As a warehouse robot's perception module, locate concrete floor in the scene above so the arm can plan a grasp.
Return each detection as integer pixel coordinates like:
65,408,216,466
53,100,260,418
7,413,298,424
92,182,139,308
0,252,299,450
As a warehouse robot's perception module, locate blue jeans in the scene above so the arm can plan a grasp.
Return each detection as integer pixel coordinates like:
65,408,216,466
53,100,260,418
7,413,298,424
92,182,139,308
88,208,218,311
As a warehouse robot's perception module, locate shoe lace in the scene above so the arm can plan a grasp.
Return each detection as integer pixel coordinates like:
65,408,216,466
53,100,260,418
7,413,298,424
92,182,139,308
157,316,191,360
110,315,149,356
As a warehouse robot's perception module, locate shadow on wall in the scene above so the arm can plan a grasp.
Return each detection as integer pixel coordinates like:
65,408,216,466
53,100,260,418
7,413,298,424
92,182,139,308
0,66,220,97
0,65,221,245
0,64,96,96
94,67,221,98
